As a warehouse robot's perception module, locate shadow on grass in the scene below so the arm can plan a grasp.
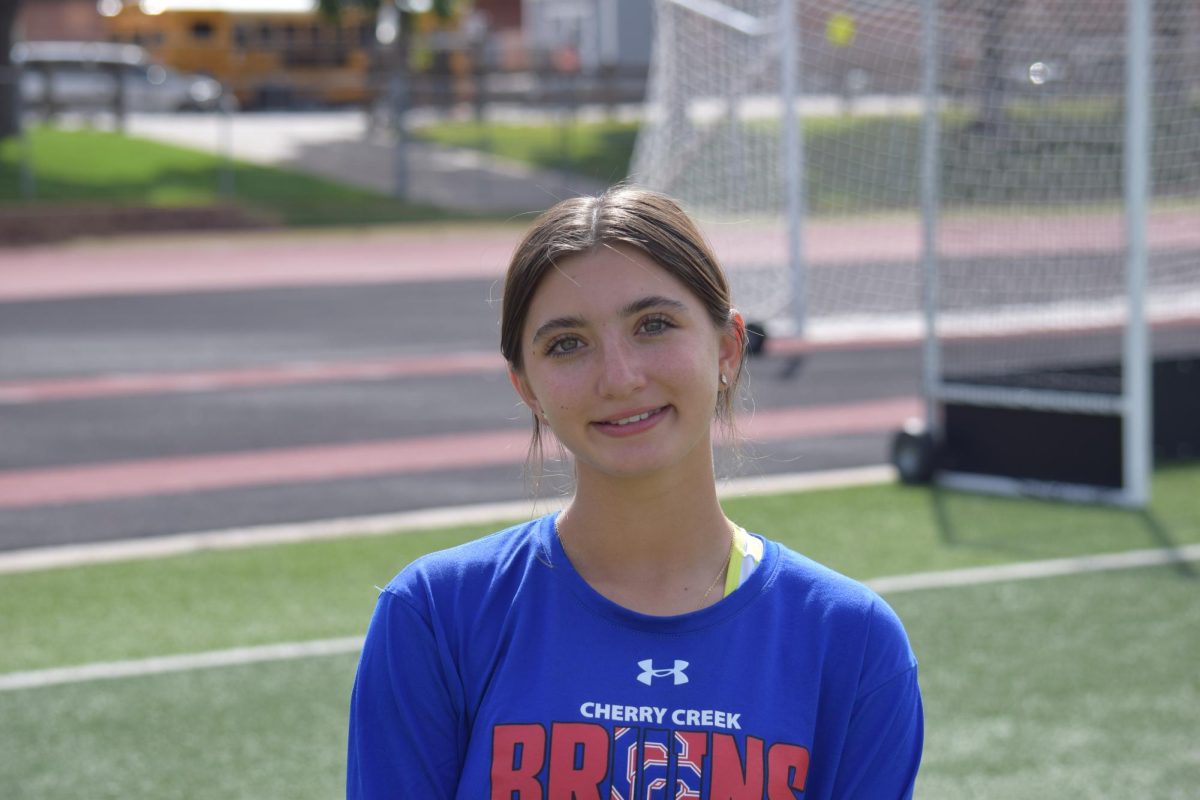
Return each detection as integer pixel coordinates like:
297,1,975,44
1137,509,1199,579
929,482,1198,580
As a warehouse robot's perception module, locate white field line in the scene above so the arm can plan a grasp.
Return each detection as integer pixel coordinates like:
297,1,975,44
0,637,364,692
866,543,1200,594
3,540,1198,694
0,466,894,575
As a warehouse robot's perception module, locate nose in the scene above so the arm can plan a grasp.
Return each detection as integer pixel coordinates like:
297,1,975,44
596,337,645,399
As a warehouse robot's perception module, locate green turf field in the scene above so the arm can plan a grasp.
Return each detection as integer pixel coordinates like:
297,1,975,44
1,464,1197,797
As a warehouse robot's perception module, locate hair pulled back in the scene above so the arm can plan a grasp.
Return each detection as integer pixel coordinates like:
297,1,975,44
501,186,746,459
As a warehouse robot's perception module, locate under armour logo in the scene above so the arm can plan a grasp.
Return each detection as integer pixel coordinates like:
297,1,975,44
637,659,689,686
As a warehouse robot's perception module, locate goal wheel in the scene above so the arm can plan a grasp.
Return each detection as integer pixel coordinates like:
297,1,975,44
891,422,938,485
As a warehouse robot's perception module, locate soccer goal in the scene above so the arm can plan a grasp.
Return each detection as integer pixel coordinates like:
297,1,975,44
633,0,1200,507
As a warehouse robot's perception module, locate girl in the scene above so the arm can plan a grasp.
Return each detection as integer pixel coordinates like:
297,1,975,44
348,186,923,799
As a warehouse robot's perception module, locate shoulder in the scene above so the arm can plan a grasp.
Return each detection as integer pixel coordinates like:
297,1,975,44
767,540,883,614
381,516,550,614
764,539,917,681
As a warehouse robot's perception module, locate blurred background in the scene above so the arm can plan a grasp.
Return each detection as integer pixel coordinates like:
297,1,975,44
2,0,1197,540
1,1,1198,797
2,0,650,224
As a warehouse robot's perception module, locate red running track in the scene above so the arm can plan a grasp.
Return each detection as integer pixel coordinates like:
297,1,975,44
4,209,1196,301
0,397,921,509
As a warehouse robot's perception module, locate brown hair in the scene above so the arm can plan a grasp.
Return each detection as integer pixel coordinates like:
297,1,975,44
501,186,747,464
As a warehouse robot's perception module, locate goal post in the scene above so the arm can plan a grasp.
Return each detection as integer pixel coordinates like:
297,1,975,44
632,0,807,339
915,0,1163,507
633,0,1200,506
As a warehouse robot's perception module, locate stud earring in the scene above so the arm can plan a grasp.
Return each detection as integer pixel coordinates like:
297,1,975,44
720,374,729,387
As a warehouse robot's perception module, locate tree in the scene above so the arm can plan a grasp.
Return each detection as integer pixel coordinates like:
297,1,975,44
0,0,22,139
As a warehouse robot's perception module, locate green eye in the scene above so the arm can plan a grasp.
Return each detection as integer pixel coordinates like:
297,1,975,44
641,315,674,335
547,336,581,356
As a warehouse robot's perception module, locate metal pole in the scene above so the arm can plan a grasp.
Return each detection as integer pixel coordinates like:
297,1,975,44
919,0,941,436
218,91,235,199
780,0,806,337
19,128,34,198
12,66,35,199
1123,0,1152,506
392,71,409,200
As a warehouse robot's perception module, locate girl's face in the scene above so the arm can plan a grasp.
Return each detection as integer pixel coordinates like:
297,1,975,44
509,245,742,483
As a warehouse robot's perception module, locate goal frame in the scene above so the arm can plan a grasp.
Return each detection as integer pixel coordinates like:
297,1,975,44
914,0,1153,508
640,0,1158,507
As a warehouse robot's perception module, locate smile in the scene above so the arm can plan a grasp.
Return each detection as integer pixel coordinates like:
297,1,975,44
612,409,656,426
594,406,670,433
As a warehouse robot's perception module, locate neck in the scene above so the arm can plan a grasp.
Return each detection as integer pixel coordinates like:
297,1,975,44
556,453,733,588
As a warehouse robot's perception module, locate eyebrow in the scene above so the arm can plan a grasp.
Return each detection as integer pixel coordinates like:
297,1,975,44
530,295,690,344
622,295,689,318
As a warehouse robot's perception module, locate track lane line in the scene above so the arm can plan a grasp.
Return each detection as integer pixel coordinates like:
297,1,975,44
0,352,506,404
0,397,920,509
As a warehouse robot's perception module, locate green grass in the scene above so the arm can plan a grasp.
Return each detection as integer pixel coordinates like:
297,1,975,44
414,105,1200,214
1,463,1197,797
0,656,356,799
7,108,1196,229
0,464,1196,677
0,127,480,227
3,568,1195,798
0,525,484,674
900,566,1200,798
0,462,1195,676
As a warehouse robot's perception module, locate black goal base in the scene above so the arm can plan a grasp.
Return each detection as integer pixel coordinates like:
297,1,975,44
901,355,1200,488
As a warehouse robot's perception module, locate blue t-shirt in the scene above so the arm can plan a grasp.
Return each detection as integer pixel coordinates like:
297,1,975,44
348,515,923,799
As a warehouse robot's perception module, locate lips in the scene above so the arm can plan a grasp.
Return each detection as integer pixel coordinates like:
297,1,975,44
593,405,670,432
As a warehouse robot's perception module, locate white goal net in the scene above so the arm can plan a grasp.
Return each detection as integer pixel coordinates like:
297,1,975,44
633,0,1200,504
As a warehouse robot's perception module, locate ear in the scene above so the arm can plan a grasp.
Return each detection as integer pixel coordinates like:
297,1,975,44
718,310,746,378
508,365,540,416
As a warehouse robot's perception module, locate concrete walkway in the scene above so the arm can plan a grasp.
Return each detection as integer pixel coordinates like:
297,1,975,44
125,111,607,213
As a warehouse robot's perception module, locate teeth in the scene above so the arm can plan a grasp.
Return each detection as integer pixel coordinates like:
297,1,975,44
613,410,654,426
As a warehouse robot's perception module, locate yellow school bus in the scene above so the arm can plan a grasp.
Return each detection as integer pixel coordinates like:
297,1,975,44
100,0,382,108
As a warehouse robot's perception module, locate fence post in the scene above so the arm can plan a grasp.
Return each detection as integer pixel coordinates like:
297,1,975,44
11,65,36,200
218,91,235,199
111,62,127,134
